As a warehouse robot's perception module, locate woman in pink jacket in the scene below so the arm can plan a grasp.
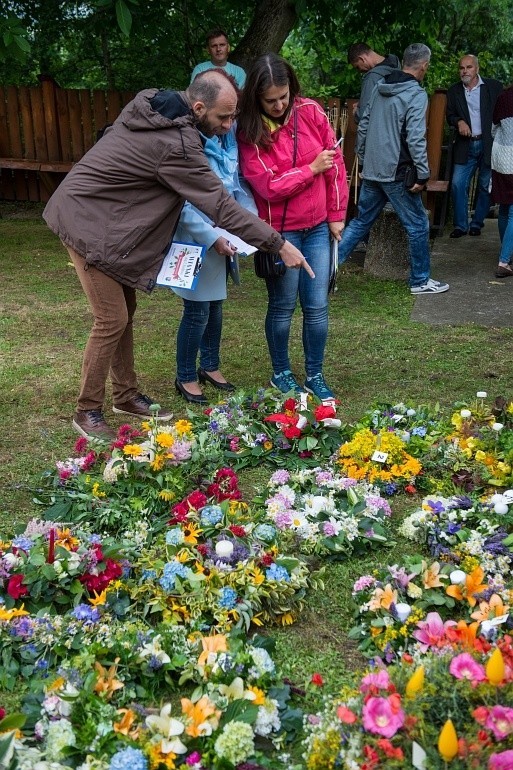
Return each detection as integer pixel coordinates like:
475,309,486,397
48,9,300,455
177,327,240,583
237,53,348,401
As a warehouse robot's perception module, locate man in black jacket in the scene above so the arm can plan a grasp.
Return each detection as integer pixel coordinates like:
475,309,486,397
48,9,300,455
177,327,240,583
446,55,502,237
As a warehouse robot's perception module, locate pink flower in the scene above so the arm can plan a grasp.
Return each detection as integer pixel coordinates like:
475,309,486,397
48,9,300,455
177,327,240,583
362,694,405,738
485,706,513,741
489,749,513,769
449,652,487,684
360,669,391,694
412,611,457,652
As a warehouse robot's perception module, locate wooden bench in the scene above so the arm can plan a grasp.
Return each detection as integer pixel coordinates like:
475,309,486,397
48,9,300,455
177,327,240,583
0,80,135,202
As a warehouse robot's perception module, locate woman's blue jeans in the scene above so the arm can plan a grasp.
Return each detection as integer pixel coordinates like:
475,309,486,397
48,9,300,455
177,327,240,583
264,221,330,378
176,299,223,382
498,203,513,265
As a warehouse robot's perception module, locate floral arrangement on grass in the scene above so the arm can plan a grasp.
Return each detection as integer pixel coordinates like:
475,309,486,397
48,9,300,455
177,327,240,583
0,520,127,615
302,643,513,770
335,427,422,495
36,416,198,536
15,631,300,770
190,389,347,469
399,492,513,579
261,467,393,557
348,555,513,662
125,468,323,632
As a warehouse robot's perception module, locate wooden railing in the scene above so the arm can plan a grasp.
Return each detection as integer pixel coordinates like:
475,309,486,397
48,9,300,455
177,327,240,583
0,80,135,202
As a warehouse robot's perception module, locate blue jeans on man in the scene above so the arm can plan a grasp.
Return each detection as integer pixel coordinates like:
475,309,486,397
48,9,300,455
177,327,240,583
451,138,491,232
338,179,431,287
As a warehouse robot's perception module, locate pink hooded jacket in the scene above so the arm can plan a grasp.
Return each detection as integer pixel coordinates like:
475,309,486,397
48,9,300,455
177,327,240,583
238,97,348,232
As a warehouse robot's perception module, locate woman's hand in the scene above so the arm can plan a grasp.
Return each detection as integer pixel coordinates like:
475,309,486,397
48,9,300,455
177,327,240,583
328,221,345,241
309,149,336,175
213,237,238,256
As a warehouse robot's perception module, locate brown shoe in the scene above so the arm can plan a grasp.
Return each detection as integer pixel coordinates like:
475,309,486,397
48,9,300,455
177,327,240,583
112,392,173,420
495,264,513,278
72,409,116,440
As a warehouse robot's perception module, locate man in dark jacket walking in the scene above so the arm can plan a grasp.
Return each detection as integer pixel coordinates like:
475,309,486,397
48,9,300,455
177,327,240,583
43,70,312,438
446,55,502,238
348,43,400,124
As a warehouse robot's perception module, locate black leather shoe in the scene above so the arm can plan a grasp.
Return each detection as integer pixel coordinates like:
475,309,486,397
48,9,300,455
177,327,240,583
469,226,481,236
449,228,467,238
197,368,235,392
174,379,207,404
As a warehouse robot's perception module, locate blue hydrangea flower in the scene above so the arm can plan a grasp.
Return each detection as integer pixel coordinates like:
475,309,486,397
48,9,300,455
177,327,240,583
218,586,238,609
88,534,102,544
165,527,185,546
200,505,224,526
109,747,148,770
412,426,427,437
160,560,188,592
141,569,157,581
72,604,101,623
266,564,290,582
11,535,34,551
253,524,276,543
384,483,398,495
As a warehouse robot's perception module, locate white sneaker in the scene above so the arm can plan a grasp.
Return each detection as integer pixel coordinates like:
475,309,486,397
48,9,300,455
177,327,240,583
411,279,449,295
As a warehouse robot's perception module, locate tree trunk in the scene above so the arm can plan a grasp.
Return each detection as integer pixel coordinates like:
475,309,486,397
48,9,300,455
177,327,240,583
364,208,411,281
230,0,298,69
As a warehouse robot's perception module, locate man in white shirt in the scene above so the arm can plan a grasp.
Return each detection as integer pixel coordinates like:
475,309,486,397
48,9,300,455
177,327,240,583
446,55,502,237
191,28,246,89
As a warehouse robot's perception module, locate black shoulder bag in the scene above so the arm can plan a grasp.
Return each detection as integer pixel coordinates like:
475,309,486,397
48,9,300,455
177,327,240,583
254,109,298,279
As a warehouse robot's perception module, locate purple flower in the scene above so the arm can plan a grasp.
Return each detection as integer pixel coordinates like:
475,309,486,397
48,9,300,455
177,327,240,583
275,511,294,529
71,604,101,623
270,469,290,485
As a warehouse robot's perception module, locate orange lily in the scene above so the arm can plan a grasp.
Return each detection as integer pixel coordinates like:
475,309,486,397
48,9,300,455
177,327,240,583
446,566,488,607
471,593,509,622
181,695,221,737
422,561,445,589
368,583,398,611
197,634,228,667
113,708,139,738
94,658,124,698
445,619,479,649
55,528,79,551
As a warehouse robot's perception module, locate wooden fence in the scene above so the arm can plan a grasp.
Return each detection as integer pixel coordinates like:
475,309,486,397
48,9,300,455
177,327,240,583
0,80,135,202
0,82,450,231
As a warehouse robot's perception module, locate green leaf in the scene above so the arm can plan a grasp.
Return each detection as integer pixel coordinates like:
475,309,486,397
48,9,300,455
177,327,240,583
115,0,133,35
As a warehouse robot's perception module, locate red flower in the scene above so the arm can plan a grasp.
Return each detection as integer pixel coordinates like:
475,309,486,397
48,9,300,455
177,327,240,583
299,450,313,458
311,673,324,686
260,553,274,567
74,437,89,454
7,574,29,599
58,468,73,481
337,705,357,723
80,558,122,594
314,404,336,421
283,425,301,440
0,707,5,720
229,525,246,538
207,468,241,502
196,544,208,556
377,738,404,760
186,490,208,510
204,408,213,415
283,398,297,412
404,484,417,494
81,451,97,471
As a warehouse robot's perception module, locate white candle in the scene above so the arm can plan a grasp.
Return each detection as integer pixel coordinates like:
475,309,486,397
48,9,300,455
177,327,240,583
215,540,234,558
395,602,411,622
450,569,466,585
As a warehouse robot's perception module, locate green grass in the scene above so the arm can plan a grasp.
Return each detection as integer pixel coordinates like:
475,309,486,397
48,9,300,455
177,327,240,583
2,201,513,712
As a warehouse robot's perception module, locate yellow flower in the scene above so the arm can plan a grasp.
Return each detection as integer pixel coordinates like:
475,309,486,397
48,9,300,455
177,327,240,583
55,528,80,550
175,419,192,435
251,613,264,627
113,708,139,738
123,443,143,457
91,482,106,498
248,566,265,586
247,685,266,705
176,549,190,563
277,612,295,626
150,454,166,471
422,561,445,589
46,676,66,692
159,490,175,501
182,523,202,544
141,420,151,431
156,432,174,447
89,589,108,606
0,604,30,621
263,441,273,450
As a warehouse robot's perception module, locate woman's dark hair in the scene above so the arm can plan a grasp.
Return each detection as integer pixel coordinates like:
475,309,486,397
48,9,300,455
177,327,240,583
237,53,301,148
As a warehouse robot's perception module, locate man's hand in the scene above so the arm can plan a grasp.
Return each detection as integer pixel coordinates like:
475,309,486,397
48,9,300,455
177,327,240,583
328,221,345,241
409,183,425,194
457,119,471,137
279,240,315,278
213,237,237,256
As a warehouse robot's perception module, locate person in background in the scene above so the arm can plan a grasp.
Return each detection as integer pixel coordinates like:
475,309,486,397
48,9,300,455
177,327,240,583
491,85,513,277
237,53,348,402
347,42,400,124
191,28,246,89
173,123,257,403
337,44,449,295
446,54,502,238
43,70,311,439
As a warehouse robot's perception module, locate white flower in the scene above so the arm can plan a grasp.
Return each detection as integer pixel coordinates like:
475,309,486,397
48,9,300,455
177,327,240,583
137,635,171,665
406,408,416,416
145,703,187,755
218,676,255,702
492,422,504,432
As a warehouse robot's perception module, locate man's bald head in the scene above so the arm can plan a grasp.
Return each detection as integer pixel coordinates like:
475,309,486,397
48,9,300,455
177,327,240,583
186,69,239,137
